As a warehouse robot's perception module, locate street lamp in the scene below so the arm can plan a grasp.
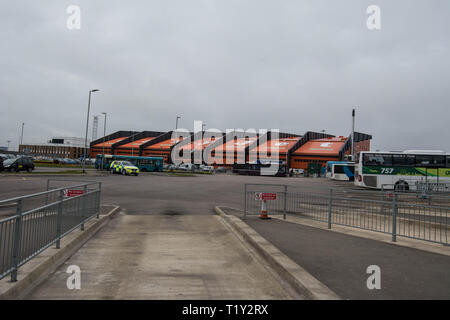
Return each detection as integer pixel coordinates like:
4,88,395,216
131,133,135,157
7,140,11,151
202,123,206,131
175,116,181,131
83,89,99,173
101,112,107,170
19,123,25,152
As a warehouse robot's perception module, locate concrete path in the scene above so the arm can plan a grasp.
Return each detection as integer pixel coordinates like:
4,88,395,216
25,214,294,299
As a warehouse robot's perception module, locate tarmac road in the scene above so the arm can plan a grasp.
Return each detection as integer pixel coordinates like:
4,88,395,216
0,173,346,215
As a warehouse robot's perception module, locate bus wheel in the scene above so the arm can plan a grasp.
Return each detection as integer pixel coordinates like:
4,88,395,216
395,181,409,192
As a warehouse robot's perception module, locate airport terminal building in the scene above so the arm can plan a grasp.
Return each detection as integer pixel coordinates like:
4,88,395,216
90,129,372,170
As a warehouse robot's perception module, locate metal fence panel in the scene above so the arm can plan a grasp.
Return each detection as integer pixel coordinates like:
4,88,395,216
0,180,102,281
244,184,449,245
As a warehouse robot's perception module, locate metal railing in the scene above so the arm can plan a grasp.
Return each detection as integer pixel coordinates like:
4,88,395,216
0,180,102,281
244,184,449,245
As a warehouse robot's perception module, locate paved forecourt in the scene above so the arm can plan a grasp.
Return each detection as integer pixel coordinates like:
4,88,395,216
25,213,297,299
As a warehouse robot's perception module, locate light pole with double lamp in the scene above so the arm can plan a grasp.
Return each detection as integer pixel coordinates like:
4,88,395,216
83,89,99,173
101,112,107,170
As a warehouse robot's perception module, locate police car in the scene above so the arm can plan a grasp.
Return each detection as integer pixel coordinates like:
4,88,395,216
109,160,140,176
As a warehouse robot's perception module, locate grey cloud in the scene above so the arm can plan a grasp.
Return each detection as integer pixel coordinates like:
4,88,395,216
0,0,449,152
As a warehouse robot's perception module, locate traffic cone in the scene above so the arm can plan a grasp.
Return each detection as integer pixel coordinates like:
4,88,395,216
259,200,270,219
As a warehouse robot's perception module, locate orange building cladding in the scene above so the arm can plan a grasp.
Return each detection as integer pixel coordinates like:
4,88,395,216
173,136,220,164
178,137,218,152
90,137,129,157
90,130,371,168
290,136,347,170
249,137,300,163
142,138,183,163
114,137,156,156
207,136,258,167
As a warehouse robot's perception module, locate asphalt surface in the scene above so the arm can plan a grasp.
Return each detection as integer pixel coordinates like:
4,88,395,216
0,173,346,215
239,214,450,300
1,173,449,299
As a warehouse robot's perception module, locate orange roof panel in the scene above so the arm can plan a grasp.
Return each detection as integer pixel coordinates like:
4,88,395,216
251,137,300,154
119,137,156,148
214,137,258,153
144,137,184,150
92,137,128,147
178,137,219,151
292,137,347,156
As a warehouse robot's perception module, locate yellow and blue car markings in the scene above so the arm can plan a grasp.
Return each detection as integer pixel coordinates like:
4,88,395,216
109,161,140,175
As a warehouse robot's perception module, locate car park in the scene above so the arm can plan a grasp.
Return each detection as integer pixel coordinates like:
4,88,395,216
3,156,35,172
109,160,140,176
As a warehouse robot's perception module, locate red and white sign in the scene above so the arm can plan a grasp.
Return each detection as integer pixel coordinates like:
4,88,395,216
262,193,277,200
255,192,277,201
63,189,85,197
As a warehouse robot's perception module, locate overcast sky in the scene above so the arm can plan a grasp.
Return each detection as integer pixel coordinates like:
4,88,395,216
1,1,449,152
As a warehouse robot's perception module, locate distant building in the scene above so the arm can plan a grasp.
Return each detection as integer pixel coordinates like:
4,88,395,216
19,137,89,159
0,146,7,152
90,130,372,169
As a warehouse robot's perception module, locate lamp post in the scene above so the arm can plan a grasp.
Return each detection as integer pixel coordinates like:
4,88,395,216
101,112,107,170
351,108,355,161
175,116,181,131
19,123,25,152
83,89,99,173
7,140,11,151
131,133,135,157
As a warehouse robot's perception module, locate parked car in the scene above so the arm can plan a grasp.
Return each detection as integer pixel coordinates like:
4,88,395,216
0,154,16,160
3,156,35,172
198,165,214,173
178,163,195,172
215,166,227,173
0,156,5,172
109,160,139,176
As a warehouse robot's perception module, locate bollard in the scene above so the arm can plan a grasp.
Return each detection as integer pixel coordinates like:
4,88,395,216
283,185,287,220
